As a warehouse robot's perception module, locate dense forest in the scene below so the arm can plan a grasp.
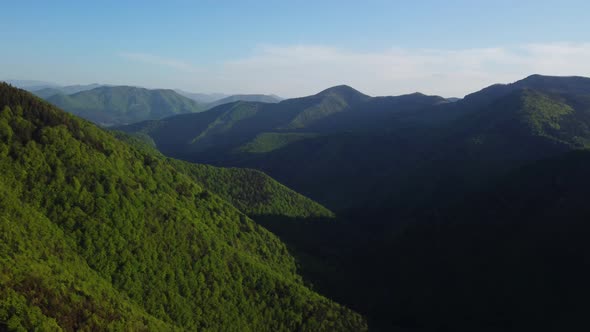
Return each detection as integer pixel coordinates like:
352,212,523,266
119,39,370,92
120,74,590,330
4,74,590,330
0,83,366,331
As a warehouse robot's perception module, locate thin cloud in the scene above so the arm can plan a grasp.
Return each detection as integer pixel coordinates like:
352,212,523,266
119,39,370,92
218,43,590,97
117,43,590,97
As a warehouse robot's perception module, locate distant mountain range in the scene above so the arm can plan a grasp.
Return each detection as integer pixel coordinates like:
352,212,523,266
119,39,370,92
174,89,230,103
45,86,205,126
174,89,282,106
31,83,106,98
2,79,284,126
205,94,283,109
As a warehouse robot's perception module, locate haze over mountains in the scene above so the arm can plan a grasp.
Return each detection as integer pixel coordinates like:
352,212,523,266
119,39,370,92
45,86,206,126
175,90,283,107
3,74,590,331
2,79,284,126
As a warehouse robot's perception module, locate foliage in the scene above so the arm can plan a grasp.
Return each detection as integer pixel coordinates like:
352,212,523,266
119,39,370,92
113,131,334,219
0,83,366,331
168,160,334,219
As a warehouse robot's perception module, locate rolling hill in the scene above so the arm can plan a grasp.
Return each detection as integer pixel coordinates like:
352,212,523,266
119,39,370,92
30,84,105,99
175,90,282,108
174,90,228,104
0,83,366,331
46,86,205,126
205,94,283,109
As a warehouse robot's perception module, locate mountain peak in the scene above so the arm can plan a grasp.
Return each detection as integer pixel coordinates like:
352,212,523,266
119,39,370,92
519,73,582,81
315,85,370,105
317,85,366,96
513,74,590,93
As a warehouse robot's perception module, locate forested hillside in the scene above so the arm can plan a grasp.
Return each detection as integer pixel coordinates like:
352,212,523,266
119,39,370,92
46,86,205,126
0,83,366,331
113,131,334,219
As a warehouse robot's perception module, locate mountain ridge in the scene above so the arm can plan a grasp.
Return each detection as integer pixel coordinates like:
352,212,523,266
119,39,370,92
46,85,205,126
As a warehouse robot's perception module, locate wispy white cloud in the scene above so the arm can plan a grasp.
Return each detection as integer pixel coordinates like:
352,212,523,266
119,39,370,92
119,52,202,73
118,43,590,97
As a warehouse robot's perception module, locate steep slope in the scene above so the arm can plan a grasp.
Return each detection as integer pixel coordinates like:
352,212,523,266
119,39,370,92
114,131,334,219
46,86,205,126
0,83,366,331
206,94,282,109
280,85,370,129
0,183,176,331
168,160,335,219
422,74,590,124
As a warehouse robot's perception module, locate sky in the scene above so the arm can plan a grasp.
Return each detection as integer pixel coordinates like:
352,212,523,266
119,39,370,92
1,0,590,98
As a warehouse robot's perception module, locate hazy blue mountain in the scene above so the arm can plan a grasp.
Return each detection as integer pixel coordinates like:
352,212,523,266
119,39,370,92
30,83,106,98
175,89,282,108
175,89,228,103
46,85,205,126
206,94,283,109
30,87,65,98
1,79,60,91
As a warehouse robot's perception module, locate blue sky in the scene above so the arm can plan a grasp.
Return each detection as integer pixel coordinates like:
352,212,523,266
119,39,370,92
2,0,590,97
